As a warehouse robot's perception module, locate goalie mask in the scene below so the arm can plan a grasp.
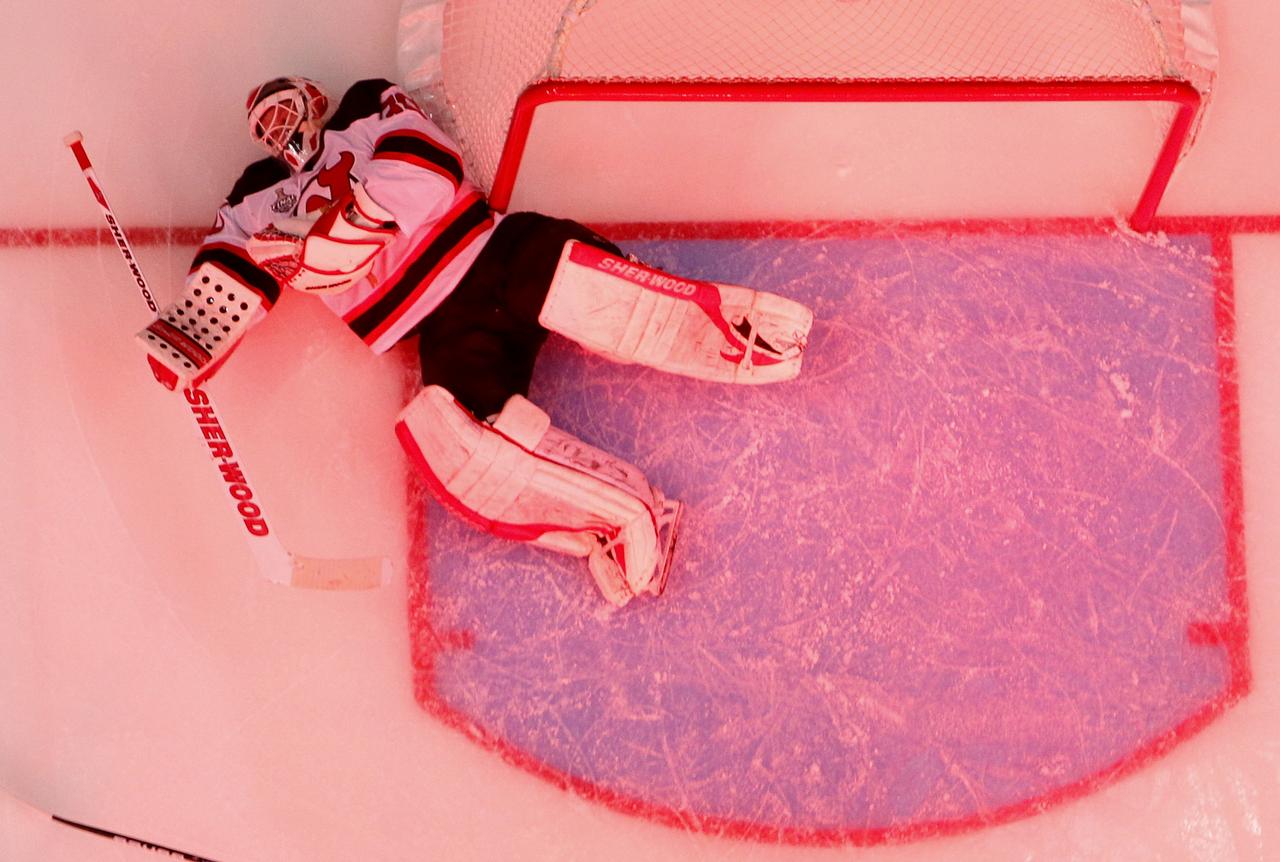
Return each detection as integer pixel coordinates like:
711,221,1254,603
246,76,332,172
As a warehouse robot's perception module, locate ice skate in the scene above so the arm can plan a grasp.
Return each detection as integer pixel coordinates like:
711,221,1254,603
587,495,684,603
647,497,684,597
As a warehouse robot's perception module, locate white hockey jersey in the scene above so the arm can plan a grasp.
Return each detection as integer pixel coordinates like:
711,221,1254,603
191,78,499,354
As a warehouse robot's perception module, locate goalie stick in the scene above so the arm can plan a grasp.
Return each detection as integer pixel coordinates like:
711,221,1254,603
3,787,219,861
51,813,220,861
63,131,390,590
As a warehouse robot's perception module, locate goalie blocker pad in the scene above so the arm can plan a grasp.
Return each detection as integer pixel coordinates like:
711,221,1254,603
135,260,266,390
395,385,680,606
539,241,814,385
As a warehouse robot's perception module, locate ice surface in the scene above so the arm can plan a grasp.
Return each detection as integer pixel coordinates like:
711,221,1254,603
4,203,1279,862
411,227,1247,843
4,0,1280,859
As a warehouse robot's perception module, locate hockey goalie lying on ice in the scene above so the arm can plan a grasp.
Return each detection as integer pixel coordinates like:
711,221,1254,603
136,76,814,607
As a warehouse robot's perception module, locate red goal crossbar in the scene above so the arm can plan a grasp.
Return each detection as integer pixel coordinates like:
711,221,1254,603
489,78,1202,231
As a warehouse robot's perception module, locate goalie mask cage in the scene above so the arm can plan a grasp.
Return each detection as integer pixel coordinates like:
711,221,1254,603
412,0,1215,230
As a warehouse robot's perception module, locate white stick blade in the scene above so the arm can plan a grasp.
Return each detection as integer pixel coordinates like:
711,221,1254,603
288,555,393,590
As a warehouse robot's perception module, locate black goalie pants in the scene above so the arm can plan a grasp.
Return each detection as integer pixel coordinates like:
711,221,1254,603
414,212,624,420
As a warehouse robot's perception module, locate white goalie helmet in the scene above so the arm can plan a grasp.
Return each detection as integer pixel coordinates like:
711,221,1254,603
245,76,332,172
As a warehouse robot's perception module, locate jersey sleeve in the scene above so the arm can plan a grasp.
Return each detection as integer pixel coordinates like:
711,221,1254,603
349,83,473,235
177,167,288,335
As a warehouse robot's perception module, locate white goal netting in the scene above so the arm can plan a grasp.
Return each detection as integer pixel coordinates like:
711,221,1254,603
397,0,1217,199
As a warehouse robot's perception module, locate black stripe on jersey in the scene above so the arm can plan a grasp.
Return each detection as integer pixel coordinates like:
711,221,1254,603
373,132,464,186
226,157,291,207
323,79,396,134
191,245,282,306
347,198,492,339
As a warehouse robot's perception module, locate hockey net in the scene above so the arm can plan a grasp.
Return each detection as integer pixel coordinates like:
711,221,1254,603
398,0,1217,228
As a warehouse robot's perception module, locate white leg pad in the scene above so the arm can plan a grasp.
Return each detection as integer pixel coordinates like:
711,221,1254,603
539,240,814,385
395,385,679,606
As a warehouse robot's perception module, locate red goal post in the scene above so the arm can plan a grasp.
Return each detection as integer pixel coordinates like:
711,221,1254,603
398,0,1217,231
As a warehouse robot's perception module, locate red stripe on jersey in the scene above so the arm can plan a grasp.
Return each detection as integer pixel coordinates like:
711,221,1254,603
345,191,484,317
372,128,464,187
342,192,493,344
372,150,462,187
359,216,492,347
374,127,460,162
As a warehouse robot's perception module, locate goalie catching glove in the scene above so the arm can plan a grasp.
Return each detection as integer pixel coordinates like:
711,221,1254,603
247,179,398,295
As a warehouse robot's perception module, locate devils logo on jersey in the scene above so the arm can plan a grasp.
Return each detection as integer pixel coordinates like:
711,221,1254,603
303,151,356,215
